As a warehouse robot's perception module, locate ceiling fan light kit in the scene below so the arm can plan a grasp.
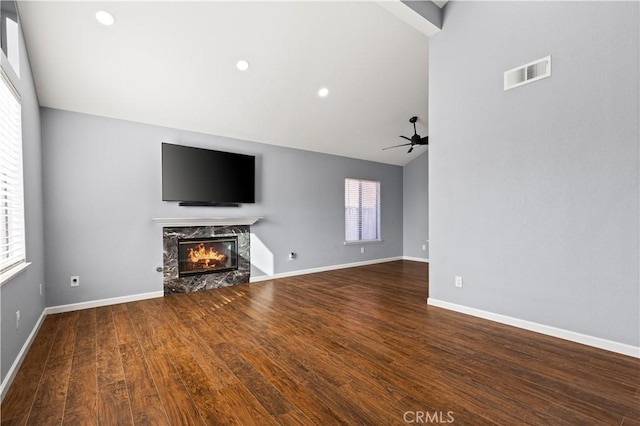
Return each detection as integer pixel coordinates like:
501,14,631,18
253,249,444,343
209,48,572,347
382,116,428,153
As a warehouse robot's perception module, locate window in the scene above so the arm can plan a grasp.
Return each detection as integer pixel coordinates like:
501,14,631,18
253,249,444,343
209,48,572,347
1,0,20,76
0,69,25,283
345,178,381,242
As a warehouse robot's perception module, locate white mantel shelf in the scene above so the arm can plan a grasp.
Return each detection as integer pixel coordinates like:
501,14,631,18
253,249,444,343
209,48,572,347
152,217,262,227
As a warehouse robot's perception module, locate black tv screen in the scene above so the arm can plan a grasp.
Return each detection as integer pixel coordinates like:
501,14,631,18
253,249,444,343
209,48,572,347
162,143,255,205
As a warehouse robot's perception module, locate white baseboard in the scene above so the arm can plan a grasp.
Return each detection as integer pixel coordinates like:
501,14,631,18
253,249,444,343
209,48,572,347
427,298,640,359
250,256,405,282
402,256,429,263
1,308,47,402
45,291,164,315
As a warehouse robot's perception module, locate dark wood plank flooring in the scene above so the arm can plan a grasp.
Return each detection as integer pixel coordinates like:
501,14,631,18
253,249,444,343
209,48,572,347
1,261,639,425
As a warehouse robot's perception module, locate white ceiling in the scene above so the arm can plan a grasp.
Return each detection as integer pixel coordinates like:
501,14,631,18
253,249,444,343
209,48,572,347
18,1,434,166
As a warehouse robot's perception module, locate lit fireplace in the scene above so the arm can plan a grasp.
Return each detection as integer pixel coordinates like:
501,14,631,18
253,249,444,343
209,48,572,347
178,236,238,277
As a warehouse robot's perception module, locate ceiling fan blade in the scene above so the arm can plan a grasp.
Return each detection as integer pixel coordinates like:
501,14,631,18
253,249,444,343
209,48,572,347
419,136,429,145
382,142,412,150
400,135,412,142
407,146,414,153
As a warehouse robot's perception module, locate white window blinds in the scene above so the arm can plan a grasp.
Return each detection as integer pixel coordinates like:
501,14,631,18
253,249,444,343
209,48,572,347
345,178,380,242
0,71,25,277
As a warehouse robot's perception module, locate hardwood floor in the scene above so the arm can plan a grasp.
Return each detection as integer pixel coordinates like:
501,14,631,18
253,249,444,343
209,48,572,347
1,261,639,425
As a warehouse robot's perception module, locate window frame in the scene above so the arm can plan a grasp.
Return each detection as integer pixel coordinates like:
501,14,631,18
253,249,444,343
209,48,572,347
0,62,28,286
1,0,20,77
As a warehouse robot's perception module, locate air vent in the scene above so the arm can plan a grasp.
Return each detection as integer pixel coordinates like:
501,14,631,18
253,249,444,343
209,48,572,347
504,55,551,91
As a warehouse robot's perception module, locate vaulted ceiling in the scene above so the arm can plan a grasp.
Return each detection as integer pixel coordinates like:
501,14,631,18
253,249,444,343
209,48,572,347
19,1,441,166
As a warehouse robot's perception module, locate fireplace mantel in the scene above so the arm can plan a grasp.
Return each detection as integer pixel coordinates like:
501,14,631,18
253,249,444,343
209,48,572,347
152,217,262,227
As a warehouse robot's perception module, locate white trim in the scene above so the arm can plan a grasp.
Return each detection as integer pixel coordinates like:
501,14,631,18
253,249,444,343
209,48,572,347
427,298,640,359
0,308,46,402
152,217,261,227
344,239,383,246
250,256,404,282
402,256,429,263
45,291,164,315
0,66,20,101
0,262,31,287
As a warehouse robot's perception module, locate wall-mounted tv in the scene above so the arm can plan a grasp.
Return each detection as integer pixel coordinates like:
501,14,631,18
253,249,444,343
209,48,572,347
162,142,255,206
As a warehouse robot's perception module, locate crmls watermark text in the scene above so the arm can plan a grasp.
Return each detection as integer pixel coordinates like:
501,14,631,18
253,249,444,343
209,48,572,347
403,410,455,423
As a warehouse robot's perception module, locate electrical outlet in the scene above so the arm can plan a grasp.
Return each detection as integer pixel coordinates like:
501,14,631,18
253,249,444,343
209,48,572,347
16,311,20,329
70,276,80,287
422,244,427,251
360,247,365,254
288,252,296,261
455,276,463,288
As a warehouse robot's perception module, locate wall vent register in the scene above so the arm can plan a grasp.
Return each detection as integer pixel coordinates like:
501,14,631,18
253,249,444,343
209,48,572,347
504,55,551,91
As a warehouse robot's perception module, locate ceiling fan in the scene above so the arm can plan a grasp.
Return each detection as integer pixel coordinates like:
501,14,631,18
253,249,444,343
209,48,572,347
382,116,428,153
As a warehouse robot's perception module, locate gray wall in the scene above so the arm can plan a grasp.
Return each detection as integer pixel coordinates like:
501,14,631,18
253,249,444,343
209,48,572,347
403,151,429,259
0,20,46,384
41,109,403,307
429,1,639,346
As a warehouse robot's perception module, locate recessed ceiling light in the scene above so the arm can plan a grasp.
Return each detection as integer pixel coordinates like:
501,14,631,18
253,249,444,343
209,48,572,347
236,60,250,71
318,87,329,98
96,10,115,26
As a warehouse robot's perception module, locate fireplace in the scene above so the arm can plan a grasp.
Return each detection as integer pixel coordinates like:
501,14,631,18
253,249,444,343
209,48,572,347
178,236,238,277
161,224,251,295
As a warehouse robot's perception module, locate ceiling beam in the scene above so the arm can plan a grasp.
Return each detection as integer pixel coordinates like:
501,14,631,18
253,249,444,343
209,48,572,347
377,0,442,37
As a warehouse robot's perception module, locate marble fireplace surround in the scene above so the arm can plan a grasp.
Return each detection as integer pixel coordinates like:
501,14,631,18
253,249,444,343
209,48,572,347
153,217,261,296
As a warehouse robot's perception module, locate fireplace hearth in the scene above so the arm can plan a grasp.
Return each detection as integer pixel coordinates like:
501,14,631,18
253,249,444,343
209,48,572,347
178,237,238,277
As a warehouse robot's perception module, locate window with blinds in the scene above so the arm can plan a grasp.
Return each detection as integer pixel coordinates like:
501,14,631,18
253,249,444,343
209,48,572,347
345,178,381,242
0,70,25,280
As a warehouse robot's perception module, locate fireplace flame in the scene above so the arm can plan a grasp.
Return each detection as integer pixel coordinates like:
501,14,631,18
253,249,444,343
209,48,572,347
187,243,228,268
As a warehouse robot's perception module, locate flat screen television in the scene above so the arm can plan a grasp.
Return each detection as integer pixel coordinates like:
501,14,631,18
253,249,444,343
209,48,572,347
162,142,255,206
